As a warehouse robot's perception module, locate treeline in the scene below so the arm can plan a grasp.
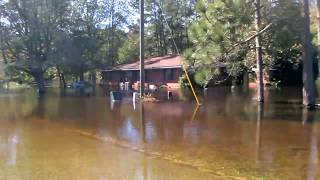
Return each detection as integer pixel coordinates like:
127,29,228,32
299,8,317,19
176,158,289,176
0,0,196,93
184,0,320,87
0,0,138,93
0,0,319,99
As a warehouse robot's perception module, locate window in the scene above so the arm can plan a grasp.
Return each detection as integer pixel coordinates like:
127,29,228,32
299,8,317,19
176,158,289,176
126,71,133,82
145,70,150,82
164,69,174,81
132,71,139,81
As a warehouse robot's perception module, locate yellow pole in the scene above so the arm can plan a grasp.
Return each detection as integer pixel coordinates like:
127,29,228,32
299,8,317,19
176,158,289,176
182,65,201,106
154,0,201,106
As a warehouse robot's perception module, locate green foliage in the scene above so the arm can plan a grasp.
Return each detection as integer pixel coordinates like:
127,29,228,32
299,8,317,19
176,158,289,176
184,0,319,87
184,0,252,87
262,1,303,66
193,67,220,87
262,0,318,85
0,63,5,81
144,0,195,56
5,66,33,83
178,75,189,89
117,33,139,65
269,78,281,90
0,0,319,91
0,0,72,92
0,0,135,89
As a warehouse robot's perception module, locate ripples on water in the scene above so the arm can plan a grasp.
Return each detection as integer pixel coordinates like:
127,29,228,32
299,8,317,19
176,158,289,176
0,86,319,179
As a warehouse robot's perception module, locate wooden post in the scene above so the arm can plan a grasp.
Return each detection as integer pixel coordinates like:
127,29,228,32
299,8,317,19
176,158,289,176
254,0,264,102
140,0,145,96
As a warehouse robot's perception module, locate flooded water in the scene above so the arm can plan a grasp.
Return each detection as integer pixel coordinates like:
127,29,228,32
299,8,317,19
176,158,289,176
0,86,319,179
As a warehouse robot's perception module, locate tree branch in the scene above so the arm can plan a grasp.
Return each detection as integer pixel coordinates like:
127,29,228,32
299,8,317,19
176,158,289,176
189,23,273,71
230,23,273,50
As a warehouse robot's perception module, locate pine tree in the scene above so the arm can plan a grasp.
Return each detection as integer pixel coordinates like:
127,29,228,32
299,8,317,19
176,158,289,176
184,0,252,87
255,0,264,102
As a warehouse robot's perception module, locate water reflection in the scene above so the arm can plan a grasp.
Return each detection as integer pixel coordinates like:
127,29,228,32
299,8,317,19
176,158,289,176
140,102,146,143
307,122,318,180
0,86,320,179
7,134,18,166
301,108,320,180
255,103,263,164
0,133,19,167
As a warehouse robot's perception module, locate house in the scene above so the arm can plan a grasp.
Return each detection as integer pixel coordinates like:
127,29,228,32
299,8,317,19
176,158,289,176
101,55,183,89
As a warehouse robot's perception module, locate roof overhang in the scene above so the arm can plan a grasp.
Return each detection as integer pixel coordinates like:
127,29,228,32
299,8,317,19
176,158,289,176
101,65,182,72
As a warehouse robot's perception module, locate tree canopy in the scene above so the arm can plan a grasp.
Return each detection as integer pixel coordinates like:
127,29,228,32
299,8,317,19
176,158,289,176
0,0,319,98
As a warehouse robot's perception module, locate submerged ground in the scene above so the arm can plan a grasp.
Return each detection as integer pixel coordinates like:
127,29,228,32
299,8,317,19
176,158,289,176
0,85,319,179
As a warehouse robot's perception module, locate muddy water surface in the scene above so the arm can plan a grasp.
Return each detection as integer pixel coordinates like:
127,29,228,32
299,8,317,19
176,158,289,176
0,86,319,179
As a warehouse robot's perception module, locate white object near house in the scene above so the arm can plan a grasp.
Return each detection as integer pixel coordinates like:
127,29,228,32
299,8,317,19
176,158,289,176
149,84,157,91
133,92,140,102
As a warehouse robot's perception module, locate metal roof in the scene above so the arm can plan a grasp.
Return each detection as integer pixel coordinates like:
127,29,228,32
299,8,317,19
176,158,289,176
102,55,182,72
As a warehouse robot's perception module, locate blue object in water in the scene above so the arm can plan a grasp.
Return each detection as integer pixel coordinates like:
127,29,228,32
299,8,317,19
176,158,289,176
110,91,122,102
73,81,91,90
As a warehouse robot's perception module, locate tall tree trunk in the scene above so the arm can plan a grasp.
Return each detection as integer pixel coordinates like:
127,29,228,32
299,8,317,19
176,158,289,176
79,71,84,81
301,0,316,106
35,72,46,95
0,36,8,90
317,0,320,48
254,0,264,102
61,72,66,89
155,7,161,56
110,0,115,66
91,70,96,86
185,26,190,49
91,70,96,96
158,9,167,56
0,33,7,65
57,67,66,89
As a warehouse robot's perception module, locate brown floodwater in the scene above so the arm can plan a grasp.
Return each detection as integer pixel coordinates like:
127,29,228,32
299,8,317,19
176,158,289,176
0,85,319,179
